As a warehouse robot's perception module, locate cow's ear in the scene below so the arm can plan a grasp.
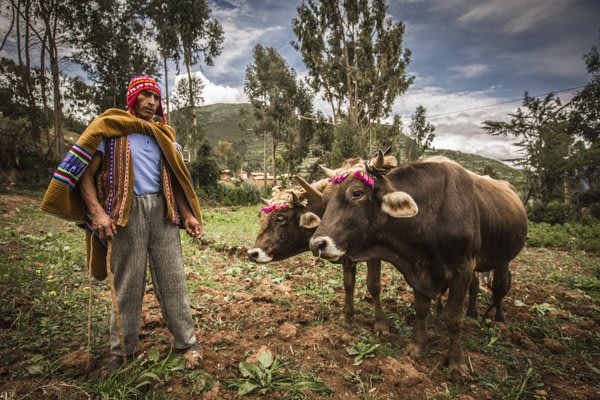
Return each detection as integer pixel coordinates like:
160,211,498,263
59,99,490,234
381,191,418,218
299,212,321,229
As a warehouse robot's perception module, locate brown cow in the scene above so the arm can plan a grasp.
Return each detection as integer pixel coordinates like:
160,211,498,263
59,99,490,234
247,185,388,334
308,153,528,376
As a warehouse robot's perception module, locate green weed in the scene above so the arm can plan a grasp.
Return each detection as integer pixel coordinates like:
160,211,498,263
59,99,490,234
226,351,332,398
346,342,380,366
344,369,385,400
481,367,543,400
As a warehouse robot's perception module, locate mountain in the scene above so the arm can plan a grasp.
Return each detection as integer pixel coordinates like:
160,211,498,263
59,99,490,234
183,103,525,187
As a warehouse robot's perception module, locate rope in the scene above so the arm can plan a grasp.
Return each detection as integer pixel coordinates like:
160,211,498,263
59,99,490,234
106,241,127,366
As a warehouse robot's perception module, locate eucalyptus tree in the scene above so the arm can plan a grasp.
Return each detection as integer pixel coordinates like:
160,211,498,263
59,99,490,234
292,0,413,153
405,105,435,161
483,93,572,205
71,1,159,111
244,44,314,185
171,0,223,134
568,42,600,211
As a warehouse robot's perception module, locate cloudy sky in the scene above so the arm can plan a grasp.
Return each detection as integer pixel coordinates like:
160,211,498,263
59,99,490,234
1,0,597,161
179,0,599,162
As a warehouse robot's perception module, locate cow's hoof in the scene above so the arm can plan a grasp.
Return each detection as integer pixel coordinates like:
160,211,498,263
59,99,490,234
373,320,390,336
405,342,424,359
448,364,471,383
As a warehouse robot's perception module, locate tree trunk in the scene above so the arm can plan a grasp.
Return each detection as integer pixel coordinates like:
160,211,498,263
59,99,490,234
263,130,267,189
23,0,40,145
164,55,170,124
45,14,63,161
40,29,51,159
185,60,197,161
272,136,277,186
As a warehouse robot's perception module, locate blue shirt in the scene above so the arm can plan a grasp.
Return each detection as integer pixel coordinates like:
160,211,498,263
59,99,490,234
97,133,162,195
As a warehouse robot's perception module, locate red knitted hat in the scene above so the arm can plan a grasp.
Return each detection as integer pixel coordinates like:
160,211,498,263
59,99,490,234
126,75,166,124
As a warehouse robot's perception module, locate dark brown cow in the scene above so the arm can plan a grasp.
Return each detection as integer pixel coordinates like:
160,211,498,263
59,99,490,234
308,154,528,375
247,185,388,334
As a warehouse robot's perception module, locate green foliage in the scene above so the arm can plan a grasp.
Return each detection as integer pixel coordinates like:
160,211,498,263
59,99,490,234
344,370,384,400
200,181,263,207
226,351,332,398
292,0,413,137
346,342,380,366
85,348,186,399
244,44,314,177
0,114,34,169
405,105,435,161
528,201,577,224
527,220,600,255
330,118,364,167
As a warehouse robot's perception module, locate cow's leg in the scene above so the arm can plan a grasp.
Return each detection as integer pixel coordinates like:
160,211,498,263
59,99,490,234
466,272,479,319
342,259,357,323
406,290,431,358
366,259,388,335
443,262,474,376
491,263,511,323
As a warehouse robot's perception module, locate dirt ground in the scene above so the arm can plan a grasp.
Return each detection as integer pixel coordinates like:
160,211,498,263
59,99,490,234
1,192,599,399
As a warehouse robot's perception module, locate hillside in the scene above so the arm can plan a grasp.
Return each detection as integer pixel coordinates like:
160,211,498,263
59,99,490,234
190,103,524,187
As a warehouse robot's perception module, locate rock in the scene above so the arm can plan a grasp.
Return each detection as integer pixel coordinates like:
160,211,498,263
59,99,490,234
277,322,298,340
535,389,549,397
377,356,428,388
543,338,566,354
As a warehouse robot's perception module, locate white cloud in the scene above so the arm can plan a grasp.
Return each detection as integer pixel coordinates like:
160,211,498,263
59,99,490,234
390,84,522,160
173,71,247,105
448,64,490,79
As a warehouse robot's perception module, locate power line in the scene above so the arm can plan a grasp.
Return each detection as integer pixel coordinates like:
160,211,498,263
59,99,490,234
426,85,586,119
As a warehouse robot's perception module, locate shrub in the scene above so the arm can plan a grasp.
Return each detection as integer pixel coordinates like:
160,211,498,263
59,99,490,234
528,201,577,224
199,181,265,207
528,220,600,255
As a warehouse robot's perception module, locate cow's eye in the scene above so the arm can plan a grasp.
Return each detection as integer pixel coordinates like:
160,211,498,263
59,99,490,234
275,215,285,223
351,189,364,200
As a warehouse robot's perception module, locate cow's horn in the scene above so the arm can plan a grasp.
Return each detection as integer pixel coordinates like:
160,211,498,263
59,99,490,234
288,190,300,204
260,197,271,205
292,175,323,202
383,145,392,155
319,165,336,178
370,149,385,169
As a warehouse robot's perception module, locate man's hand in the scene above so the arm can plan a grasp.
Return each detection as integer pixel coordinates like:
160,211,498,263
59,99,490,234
92,211,116,242
184,215,202,238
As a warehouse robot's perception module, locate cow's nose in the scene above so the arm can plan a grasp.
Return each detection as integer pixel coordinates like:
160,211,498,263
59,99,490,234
247,249,259,261
310,238,328,256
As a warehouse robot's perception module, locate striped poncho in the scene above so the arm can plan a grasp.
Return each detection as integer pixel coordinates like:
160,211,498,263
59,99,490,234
40,108,202,280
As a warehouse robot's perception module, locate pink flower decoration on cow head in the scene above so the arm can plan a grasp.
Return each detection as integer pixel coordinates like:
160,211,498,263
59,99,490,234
353,170,375,188
261,203,287,214
328,171,350,184
328,170,375,188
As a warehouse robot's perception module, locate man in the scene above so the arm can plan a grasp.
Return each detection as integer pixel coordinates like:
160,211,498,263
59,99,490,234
40,75,202,372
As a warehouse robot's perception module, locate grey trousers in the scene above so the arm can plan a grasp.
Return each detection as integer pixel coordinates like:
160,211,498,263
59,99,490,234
109,194,197,356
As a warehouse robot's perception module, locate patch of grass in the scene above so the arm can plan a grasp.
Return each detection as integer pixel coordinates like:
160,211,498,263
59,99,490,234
480,367,543,400
202,206,260,248
344,369,385,400
85,347,186,399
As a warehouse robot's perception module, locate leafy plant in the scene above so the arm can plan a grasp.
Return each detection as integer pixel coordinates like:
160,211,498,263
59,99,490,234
346,342,380,366
226,351,332,398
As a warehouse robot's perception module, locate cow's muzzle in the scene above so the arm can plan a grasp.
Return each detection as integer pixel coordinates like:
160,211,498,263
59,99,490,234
247,248,273,263
309,236,345,261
